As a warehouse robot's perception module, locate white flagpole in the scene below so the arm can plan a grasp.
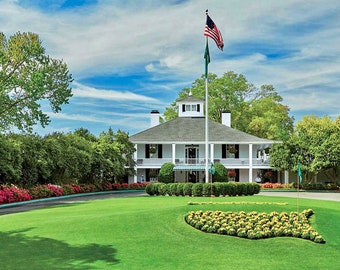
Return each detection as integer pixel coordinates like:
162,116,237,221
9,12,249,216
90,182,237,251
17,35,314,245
205,37,209,184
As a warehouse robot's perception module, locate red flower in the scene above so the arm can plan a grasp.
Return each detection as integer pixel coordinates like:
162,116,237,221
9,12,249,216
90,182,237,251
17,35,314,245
228,170,236,177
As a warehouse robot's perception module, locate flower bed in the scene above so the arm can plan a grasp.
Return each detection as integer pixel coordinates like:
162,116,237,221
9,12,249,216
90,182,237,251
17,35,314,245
0,182,149,205
184,209,325,244
0,185,31,204
260,182,295,190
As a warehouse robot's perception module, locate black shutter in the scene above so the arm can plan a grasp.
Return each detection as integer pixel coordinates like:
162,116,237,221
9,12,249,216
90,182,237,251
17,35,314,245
182,104,185,112
235,144,239,158
222,144,226,158
145,144,150,158
158,144,163,158
197,104,200,112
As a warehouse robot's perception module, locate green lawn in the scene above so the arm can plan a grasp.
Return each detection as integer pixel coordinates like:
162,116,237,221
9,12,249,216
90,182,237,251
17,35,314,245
0,195,339,269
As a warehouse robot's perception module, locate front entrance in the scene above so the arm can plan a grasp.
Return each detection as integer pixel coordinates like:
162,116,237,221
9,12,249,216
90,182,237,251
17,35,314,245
187,171,199,183
185,145,199,164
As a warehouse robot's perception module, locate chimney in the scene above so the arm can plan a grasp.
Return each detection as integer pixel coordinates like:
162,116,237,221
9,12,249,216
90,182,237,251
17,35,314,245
150,110,160,127
221,110,231,127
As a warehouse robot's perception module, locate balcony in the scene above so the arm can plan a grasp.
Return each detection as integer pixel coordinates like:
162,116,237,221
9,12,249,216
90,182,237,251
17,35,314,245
135,157,270,167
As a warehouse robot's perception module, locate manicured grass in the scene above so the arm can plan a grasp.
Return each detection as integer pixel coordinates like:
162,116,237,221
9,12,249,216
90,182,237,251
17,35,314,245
0,195,339,269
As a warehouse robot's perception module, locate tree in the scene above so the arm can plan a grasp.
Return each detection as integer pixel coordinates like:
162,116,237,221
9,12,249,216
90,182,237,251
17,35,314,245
164,72,293,140
0,134,22,184
92,128,135,183
212,162,228,182
0,32,73,132
270,115,340,183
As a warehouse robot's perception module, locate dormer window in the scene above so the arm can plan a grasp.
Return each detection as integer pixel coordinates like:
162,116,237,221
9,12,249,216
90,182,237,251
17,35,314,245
183,104,200,112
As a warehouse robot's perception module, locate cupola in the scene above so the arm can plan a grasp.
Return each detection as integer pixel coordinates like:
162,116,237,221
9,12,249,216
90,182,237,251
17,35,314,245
176,91,204,118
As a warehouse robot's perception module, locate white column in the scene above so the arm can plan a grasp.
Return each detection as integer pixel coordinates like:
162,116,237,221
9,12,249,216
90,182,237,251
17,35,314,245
248,144,253,182
284,170,289,184
134,144,138,183
210,143,214,163
172,144,176,164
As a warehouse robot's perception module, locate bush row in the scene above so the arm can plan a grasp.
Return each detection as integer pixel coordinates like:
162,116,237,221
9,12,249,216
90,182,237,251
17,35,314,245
301,182,339,191
0,182,148,205
145,182,260,197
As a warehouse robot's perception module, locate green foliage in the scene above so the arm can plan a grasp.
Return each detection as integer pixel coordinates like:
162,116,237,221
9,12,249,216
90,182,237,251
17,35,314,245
202,183,212,196
212,162,228,182
158,162,175,183
0,32,73,132
168,183,177,196
270,115,340,183
0,128,136,187
145,182,260,197
0,134,22,184
183,183,193,196
192,183,203,197
164,71,293,140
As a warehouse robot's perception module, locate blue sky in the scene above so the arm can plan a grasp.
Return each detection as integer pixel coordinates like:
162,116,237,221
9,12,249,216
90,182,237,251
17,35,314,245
1,0,339,136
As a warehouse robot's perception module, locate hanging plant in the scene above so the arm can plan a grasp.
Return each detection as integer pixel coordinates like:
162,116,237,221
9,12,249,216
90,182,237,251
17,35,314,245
228,146,237,154
149,147,157,154
228,170,236,178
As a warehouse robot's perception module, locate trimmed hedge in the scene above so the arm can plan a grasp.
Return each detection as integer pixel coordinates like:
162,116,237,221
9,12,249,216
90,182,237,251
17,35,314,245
145,182,260,197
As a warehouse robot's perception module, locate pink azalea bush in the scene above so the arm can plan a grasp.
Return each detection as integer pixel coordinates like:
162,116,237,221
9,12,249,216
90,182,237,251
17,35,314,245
0,182,149,205
0,185,31,204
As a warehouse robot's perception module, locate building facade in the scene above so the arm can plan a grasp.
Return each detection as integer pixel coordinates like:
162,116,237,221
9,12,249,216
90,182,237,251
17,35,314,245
129,94,281,183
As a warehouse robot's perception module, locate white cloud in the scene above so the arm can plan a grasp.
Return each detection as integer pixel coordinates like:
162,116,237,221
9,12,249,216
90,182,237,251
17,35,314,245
72,82,158,102
1,0,339,135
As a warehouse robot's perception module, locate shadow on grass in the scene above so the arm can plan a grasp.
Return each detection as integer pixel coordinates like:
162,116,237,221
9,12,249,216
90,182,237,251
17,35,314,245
0,228,119,269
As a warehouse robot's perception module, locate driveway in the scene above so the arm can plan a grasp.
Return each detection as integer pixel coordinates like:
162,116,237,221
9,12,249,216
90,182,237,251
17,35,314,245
258,191,340,202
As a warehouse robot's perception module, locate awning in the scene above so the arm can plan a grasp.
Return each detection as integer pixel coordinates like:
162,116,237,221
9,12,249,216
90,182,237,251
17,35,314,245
173,165,206,171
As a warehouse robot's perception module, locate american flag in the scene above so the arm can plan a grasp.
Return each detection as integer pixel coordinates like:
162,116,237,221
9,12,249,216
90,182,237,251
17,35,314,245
204,14,224,51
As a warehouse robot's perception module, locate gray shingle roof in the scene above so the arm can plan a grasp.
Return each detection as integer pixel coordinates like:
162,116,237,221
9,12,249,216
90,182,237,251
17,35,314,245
130,117,276,144
176,95,204,102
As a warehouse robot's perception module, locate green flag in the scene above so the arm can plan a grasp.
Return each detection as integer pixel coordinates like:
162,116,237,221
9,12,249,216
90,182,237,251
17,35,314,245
209,162,215,175
297,163,302,183
204,41,210,79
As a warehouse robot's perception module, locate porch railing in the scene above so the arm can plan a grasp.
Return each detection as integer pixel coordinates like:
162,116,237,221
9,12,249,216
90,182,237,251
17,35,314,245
135,157,270,166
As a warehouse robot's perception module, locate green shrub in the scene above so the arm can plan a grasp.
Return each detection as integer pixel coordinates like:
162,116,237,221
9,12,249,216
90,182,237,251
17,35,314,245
168,183,177,196
158,162,175,183
175,183,185,196
212,163,228,182
192,183,203,197
253,183,261,194
183,183,193,196
61,184,75,195
227,182,237,196
145,182,156,195
158,183,168,196
212,182,222,196
202,183,212,196
302,183,321,190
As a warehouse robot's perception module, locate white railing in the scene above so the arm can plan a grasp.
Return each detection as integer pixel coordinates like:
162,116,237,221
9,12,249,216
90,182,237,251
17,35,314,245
135,157,270,166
